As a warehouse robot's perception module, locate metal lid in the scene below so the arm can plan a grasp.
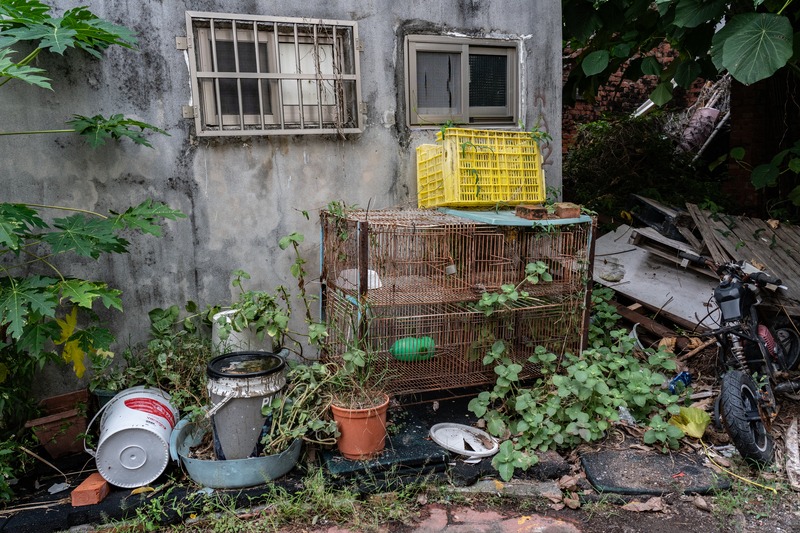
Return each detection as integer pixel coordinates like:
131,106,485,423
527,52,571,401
207,351,285,380
95,428,170,488
429,423,499,458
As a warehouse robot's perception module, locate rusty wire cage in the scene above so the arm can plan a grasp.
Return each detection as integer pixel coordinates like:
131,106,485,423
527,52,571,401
324,291,583,395
321,209,591,306
320,208,592,395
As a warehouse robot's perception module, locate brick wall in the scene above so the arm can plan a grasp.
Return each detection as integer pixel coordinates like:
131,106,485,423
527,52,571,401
562,42,704,153
726,74,800,215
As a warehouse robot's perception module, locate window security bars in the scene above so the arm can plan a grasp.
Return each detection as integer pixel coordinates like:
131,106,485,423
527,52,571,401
185,12,363,136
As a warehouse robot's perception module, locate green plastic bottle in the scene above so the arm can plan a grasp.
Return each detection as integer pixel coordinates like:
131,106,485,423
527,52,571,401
389,337,435,362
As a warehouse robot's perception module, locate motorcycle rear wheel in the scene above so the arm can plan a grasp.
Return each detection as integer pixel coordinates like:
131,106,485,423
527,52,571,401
772,316,800,370
719,370,773,465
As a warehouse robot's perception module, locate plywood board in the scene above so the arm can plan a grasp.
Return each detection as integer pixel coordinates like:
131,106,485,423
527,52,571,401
594,225,720,327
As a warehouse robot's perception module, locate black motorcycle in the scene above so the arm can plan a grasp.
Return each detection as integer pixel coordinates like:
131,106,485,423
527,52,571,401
679,251,800,464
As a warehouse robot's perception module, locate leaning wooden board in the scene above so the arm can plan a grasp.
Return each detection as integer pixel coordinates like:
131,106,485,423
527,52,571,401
685,203,800,314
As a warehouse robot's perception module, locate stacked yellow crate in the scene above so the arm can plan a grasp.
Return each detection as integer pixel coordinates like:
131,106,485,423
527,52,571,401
416,128,545,208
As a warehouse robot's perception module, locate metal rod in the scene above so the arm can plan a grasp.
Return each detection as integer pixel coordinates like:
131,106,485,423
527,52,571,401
273,22,285,130
293,23,305,129
313,24,323,128
231,20,245,130
252,21,265,129
209,19,224,128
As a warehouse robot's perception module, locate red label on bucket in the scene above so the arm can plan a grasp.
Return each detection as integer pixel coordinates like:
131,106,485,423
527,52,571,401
124,398,175,428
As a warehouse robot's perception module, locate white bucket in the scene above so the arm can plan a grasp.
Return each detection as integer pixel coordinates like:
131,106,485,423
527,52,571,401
85,386,179,488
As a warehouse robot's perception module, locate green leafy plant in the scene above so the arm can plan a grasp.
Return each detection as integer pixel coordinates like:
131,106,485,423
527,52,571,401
261,361,339,455
0,0,167,146
213,234,328,360
563,0,799,213
644,414,685,452
472,261,551,317
0,201,184,435
563,114,727,220
588,286,621,347
89,304,216,421
563,0,797,108
470,335,682,481
519,117,553,147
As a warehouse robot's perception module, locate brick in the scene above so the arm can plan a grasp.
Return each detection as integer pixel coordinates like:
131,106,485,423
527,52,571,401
416,505,448,533
555,203,581,219
498,514,580,533
515,205,548,220
450,507,506,523
71,473,110,507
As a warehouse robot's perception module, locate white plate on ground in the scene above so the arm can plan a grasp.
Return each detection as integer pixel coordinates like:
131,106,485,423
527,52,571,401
429,423,499,458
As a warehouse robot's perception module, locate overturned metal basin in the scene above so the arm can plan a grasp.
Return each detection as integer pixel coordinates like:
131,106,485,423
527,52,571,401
169,416,301,489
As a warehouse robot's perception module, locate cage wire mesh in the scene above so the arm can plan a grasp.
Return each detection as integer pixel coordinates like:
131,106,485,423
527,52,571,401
320,208,591,395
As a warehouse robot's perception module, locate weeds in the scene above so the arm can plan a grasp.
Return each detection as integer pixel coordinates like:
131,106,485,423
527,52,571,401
711,461,786,529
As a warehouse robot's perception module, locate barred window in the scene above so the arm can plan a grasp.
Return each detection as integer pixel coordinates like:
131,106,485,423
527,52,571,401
405,35,517,126
185,12,363,136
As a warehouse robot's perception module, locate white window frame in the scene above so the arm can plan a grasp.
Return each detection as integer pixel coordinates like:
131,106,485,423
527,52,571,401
186,12,364,136
405,35,518,127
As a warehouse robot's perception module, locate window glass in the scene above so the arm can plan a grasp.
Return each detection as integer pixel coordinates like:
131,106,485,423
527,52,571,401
214,41,270,115
469,54,507,108
416,52,461,111
279,43,336,106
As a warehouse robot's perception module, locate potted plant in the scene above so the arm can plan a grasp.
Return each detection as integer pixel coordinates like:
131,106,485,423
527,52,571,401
325,304,393,460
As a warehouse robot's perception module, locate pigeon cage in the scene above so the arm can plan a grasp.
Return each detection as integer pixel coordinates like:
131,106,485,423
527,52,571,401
320,209,592,395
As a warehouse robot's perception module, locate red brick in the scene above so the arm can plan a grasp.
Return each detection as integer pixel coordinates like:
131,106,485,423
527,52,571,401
416,505,448,533
498,515,580,533
71,473,110,507
450,507,506,523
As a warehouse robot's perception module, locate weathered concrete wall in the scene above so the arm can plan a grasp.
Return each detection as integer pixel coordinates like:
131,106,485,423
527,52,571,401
1,0,561,397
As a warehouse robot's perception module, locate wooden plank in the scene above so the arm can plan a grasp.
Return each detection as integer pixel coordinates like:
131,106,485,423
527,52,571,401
735,217,799,280
628,228,716,278
773,223,800,255
686,203,728,264
700,210,743,261
610,301,696,350
632,298,711,333
678,226,704,253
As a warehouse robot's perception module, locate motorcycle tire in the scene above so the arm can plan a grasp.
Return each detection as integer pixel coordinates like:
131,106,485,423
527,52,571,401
772,316,800,370
719,370,773,465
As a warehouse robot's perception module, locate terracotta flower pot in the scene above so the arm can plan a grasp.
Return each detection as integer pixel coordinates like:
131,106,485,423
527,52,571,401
330,394,389,460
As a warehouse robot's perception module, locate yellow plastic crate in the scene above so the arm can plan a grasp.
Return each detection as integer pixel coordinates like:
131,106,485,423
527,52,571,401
416,128,545,208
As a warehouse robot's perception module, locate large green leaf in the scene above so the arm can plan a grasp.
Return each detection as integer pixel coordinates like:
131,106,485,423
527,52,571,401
582,50,610,76
710,15,750,71
0,48,51,89
42,215,123,258
110,199,187,237
641,56,662,76
564,0,604,45
17,320,60,354
721,13,794,85
673,0,725,28
0,277,57,339
649,81,674,106
751,163,779,189
67,114,168,149
788,185,800,206
674,58,701,89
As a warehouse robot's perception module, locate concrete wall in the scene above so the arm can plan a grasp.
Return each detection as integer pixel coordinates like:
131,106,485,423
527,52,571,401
1,0,562,397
